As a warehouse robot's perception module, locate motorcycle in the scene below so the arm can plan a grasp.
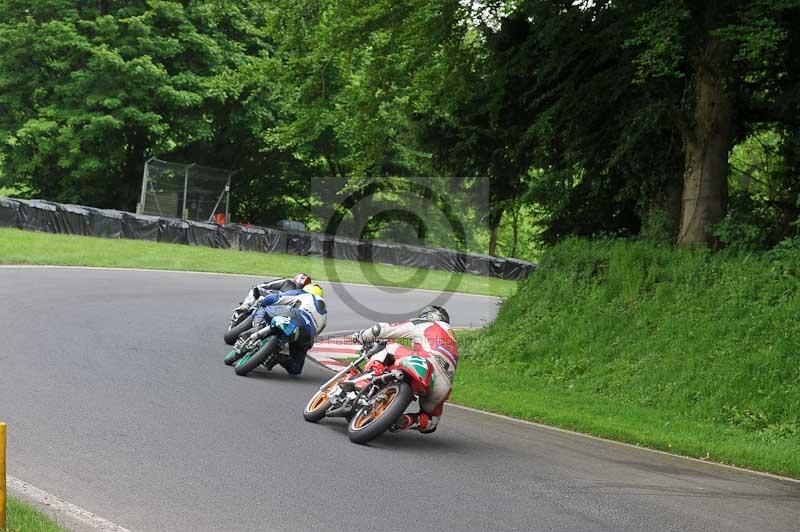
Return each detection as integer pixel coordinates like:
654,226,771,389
303,325,434,444
223,286,272,345
223,327,292,376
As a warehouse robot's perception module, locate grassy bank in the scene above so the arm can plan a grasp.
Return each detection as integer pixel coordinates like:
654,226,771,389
3,497,66,532
0,228,517,297
453,238,800,477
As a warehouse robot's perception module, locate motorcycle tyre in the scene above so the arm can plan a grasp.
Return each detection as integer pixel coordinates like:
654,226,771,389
224,349,242,366
224,315,254,345
234,335,280,376
347,381,413,445
303,374,348,423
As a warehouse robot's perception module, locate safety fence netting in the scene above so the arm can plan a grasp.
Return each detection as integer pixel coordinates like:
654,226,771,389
0,197,535,281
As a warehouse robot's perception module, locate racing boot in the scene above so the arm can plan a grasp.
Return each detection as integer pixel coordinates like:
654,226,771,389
392,412,436,433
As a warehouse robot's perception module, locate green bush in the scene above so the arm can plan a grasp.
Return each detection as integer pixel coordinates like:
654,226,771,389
712,191,794,252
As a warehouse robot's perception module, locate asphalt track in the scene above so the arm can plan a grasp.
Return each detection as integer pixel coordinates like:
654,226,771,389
1,266,798,532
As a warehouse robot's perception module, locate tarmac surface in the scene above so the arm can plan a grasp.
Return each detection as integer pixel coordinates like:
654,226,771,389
1,266,798,532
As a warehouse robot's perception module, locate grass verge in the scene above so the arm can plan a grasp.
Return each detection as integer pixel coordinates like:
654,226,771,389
3,497,67,532
450,360,800,477
0,228,517,297
453,238,800,478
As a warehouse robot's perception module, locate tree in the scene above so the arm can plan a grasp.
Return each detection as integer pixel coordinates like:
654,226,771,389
0,1,280,211
465,0,800,248
626,0,800,247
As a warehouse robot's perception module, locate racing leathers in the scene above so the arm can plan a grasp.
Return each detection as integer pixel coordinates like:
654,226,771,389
357,319,458,433
236,277,302,311
248,292,326,375
252,290,327,335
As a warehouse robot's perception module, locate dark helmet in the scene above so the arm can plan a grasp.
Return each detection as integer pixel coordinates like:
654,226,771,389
293,273,311,287
418,305,449,324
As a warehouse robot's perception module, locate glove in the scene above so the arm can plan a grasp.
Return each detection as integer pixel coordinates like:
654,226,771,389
364,359,385,376
352,331,364,344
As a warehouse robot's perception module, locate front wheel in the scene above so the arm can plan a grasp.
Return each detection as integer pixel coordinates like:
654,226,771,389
224,315,253,345
224,348,242,366
347,381,413,444
303,374,348,423
234,335,280,376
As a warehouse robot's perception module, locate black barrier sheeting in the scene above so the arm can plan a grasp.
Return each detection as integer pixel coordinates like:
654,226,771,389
465,252,492,277
16,199,59,233
187,220,227,248
0,196,536,280
434,248,467,274
313,233,334,258
223,224,259,251
56,203,92,235
86,207,125,239
220,224,244,250
286,230,328,256
88,208,125,238
123,212,161,241
0,197,20,228
159,218,190,244
370,240,400,266
396,243,436,269
484,254,510,279
502,258,536,281
330,236,361,261
285,231,304,256
263,228,287,253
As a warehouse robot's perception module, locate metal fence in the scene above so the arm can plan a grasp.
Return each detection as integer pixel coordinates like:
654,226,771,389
136,158,234,223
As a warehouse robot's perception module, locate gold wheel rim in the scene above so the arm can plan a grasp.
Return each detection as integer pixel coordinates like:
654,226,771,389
308,390,330,411
353,387,398,429
308,376,345,412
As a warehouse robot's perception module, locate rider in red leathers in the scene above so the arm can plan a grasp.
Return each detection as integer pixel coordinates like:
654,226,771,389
354,305,457,434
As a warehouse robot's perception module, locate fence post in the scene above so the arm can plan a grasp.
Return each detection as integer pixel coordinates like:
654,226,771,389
1,422,6,529
224,173,233,224
138,157,155,215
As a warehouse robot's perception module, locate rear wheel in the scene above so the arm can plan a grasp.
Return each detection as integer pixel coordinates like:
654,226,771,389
347,381,413,444
234,335,280,376
224,315,253,345
303,374,348,422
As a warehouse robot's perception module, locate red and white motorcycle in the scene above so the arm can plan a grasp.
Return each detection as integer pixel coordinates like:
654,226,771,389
303,325,434,444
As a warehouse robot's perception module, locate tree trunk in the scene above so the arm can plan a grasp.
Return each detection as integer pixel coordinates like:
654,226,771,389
511,202,520,257
677,40,733,249
488,207,503,256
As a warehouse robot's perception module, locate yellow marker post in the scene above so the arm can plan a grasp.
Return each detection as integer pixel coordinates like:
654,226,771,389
0,422,5,530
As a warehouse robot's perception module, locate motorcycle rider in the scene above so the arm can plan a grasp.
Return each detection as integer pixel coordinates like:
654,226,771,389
240,283,327,376
353,305,456,434
252,283,327,335
234,273,312,312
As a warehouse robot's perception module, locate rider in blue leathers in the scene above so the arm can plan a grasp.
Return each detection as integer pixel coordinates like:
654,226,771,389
244,284,327,376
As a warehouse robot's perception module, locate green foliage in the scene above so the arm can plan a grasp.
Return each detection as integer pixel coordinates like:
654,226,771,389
1,0,799,254
712,192,783,252
625,0,690,81
638,206,678,245
455,237,800,474
5,497,67,532
0,0,278,210
464,238,800,439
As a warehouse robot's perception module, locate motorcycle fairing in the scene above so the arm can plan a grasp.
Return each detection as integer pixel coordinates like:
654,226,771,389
394,355,433,394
